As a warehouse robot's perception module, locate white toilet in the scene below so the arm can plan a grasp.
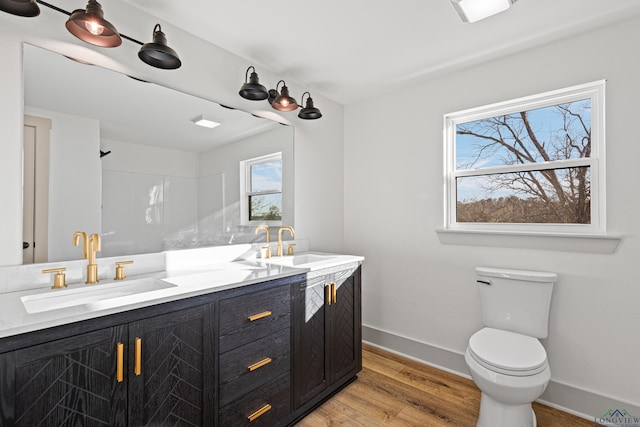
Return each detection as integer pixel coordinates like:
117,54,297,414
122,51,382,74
465,267,557,427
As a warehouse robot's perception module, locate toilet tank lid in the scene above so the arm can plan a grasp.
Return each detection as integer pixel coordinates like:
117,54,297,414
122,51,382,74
476,267,557,283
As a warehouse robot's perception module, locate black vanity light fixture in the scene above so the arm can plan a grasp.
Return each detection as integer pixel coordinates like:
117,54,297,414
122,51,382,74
0,0,40,17
239,66,269,100
0,0,182,69
298,92,322,120
138,24,181,69
270,80,298,112
65,0,121,47
239,66,323,120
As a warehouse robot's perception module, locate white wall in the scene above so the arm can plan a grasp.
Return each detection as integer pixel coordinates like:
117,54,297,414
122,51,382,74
345,16,640,416
24,107,101,262
0,38,25,265
0,0,345,266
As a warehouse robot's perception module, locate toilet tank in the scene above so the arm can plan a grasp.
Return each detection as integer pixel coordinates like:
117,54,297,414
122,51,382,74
476,267,557,339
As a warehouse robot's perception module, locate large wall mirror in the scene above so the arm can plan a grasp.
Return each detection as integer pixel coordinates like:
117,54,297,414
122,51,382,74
20,43,294,265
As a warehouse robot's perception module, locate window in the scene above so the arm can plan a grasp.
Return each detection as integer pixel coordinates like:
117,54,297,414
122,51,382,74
444,81,606,234
240,152,283,224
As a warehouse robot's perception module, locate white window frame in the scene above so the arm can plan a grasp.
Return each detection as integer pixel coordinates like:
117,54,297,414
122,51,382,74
240,152,283,226
443,80,606,235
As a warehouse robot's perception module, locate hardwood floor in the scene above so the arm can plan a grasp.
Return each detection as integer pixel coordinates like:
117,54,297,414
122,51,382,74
296,343,593,427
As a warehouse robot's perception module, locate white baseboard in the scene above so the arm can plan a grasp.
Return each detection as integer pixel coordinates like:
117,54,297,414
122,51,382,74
362,325,640,422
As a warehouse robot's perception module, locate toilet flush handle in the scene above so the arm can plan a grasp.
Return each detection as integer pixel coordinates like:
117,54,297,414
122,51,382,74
477,279,492,286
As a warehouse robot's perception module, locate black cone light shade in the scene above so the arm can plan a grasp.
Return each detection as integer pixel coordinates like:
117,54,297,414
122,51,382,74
271,80,298,112
66,0,121,47
139,24,181,69
298,92,322,120
239,66,269,100
0,0,39,17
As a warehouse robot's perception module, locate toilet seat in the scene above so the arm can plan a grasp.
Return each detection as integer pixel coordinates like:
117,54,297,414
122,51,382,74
469,328,548,376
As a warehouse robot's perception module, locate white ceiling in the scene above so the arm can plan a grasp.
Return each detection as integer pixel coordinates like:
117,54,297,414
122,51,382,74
121,0,640,105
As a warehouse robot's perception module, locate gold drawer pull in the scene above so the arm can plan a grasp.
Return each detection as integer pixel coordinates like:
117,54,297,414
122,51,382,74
325,284,331,306
248,357,272,372
248,404,272,422
117,342,124,383
135,337,142,376
248,311,272,322
331,282,337,304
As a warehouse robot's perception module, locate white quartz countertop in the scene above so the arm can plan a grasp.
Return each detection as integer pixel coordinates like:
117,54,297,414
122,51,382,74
0,252,363,340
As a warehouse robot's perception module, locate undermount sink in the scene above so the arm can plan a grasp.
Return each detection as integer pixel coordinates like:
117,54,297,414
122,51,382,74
264,253,337,268
162,269,256,287
21,277,176,314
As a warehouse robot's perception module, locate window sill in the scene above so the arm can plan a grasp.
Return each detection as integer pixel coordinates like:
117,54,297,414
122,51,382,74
435,229,621,254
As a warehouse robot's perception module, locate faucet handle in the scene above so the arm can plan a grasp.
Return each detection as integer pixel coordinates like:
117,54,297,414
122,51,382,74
114,260,133,280
261,246,272,259
43,267,67,289
287,243,296,256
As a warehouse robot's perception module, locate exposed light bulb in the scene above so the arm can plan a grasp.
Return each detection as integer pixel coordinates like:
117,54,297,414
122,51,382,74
85,20,104,36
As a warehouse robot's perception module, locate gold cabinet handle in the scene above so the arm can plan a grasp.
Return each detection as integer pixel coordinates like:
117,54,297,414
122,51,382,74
248,357,272,372
135,337,142,376
331,282,337,304
248,404,272,422
325,284,331,306
248,311,272,322
117,342,124,383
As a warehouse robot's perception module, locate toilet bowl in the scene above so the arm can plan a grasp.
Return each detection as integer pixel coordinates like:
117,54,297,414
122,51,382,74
465,328,551,427
466,267,556,427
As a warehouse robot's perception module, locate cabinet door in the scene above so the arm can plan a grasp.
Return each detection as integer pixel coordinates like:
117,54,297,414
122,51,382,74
292,275,329,408
0,325,128,426
329,268,362,384
128,304,215,427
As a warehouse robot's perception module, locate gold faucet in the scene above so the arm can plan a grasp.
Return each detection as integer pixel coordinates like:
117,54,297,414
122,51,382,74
73,231,101,284
255,225,270,243
277,226,294,257
86,233,101,284
72,231,88,259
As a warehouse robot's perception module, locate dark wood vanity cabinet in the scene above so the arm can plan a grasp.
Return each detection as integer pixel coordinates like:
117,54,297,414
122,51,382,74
128,305,215,426
217,283,292,426
292,266,362,411
0,303,214,427
0,267,361,426
0,325,129,426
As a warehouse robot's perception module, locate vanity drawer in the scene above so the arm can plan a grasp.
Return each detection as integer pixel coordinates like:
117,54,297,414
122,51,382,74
219,284,291,353
218,373,290,427
219,327,290,406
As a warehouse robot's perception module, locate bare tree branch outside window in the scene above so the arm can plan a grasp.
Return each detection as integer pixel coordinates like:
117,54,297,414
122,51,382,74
454,100,591,224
